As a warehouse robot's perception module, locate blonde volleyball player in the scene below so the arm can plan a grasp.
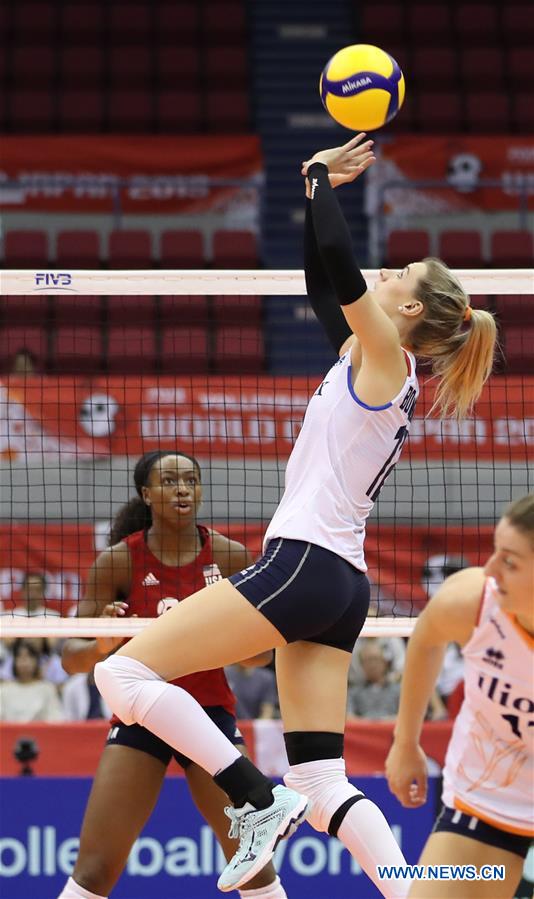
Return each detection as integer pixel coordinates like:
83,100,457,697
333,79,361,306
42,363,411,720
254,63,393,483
94,135,498,897
386,494,534,898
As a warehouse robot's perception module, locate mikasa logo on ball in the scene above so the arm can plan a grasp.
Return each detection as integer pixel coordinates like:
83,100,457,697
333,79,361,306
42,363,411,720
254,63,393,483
342,77,372,94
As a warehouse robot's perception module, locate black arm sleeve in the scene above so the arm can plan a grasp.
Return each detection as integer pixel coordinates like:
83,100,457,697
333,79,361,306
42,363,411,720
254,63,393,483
307,161,368,306
304,198,353,354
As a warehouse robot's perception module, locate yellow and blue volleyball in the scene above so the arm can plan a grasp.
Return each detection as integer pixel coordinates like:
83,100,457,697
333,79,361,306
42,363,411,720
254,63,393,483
320,44,405,131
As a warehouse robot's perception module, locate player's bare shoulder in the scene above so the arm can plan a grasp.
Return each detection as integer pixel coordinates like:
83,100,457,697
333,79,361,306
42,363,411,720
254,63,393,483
208,529,252,578
424,566,486,647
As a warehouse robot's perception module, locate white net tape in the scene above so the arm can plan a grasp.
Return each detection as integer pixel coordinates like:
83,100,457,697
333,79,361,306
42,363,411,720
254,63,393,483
1,268,533,295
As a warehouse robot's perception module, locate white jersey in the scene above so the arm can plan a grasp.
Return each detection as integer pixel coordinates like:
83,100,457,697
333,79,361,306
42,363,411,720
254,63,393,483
442,577,534,835
264,348,418,571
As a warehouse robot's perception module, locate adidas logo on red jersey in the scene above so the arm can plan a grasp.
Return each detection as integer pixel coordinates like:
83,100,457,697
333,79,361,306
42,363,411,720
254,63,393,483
142,572,160,586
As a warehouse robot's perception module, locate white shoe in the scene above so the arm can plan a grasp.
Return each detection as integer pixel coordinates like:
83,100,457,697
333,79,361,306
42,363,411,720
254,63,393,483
217,784,309,893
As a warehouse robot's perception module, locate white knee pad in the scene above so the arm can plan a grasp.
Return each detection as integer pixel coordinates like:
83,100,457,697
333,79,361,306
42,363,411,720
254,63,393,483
94,655,164,727
284,758,364,834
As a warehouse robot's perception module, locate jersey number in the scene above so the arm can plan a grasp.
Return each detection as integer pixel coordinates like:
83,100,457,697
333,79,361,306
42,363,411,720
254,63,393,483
366,426,409,502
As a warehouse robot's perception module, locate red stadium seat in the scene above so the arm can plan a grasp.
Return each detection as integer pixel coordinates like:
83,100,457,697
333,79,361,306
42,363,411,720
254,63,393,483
107,326,157,373
160,230,205,267
53,296,103,326
13,3,57,41
438,231,483,267
160,296,210,326
214,326,265,374
107,296,155,324
58,90,105,133
503,327,534,374
155,47,201,88
109,46,152,87
213,295,262,325
412,49,457,90
107,90,153,132
490,232,534,268
4,231,49,267
205,90,250,132
108,231,153,269
460,49,504,89
212,231,258,268
507,48,534,90
502,5,534,44
59,48,105,87
360,5,405,41
0,327,48,373
495,296,534,324
108,4,152,41
407,5,452,42
512,94,534,133
12,47,55,86
10,89,55,132
202,2,246,44
155,90,203,133
455,5,499,44
61,4,105,42
386,231,431,268
417,92,462,132
56,231,100,268
160,326,209,373
51,326,103,373
205,48,248,88
154,2,200,44
2,296,49,326
465,92,510,133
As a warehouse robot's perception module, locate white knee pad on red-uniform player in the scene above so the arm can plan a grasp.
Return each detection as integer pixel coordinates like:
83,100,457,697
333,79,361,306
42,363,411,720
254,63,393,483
284,757,363,834
94,654,164,727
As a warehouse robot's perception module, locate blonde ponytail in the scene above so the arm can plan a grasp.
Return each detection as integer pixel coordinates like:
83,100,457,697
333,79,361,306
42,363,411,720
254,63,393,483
411,258,498,419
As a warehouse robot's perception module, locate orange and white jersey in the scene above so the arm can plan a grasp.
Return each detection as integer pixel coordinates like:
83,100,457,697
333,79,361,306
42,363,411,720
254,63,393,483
442,577,534,835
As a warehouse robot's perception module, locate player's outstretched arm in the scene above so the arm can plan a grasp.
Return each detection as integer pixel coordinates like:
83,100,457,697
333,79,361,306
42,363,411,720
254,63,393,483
386,568,485,808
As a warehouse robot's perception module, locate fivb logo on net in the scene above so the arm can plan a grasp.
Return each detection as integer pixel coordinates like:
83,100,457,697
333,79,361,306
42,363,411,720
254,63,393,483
34,273,76,291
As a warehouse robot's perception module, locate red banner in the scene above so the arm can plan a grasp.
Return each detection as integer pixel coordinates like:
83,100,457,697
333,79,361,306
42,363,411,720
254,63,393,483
0,720,453,777
1,522,495,611
2,375,532,463
368,136,534,214
0,136,262,214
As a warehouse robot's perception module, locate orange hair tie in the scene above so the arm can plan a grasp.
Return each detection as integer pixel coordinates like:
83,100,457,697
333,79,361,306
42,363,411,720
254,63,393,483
463,305,472,323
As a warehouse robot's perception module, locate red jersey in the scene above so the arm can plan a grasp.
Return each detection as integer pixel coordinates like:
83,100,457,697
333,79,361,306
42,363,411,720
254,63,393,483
115,526,235,717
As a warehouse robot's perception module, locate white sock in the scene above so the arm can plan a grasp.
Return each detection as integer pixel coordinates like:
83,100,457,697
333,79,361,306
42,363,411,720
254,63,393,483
57,877,106,899
239,876,287,898
94,655,241,776
338,801,410,898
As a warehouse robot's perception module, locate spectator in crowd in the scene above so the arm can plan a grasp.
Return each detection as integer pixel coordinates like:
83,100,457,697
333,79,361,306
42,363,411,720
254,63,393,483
348,635,406,689
423,554,468,706
225,662,279,719
3,571,60,618
10,348,37,375
0,637,67,687
62,670,111,721
347,640,401,720
0,640,63,722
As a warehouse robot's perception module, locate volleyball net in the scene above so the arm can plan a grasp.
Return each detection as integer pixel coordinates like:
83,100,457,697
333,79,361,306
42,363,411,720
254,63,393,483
1,268,532,638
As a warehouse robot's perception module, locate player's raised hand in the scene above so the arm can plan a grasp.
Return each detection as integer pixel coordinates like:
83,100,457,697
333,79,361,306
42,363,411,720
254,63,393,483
301,133,376,183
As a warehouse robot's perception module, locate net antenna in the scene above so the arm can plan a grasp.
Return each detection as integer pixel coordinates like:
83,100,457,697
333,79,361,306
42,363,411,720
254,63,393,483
2,267,532,640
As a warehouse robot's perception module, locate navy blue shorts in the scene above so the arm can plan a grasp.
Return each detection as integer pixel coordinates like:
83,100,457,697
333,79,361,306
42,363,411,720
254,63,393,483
229,538,370,653
105,706,244,769
433,805,532,859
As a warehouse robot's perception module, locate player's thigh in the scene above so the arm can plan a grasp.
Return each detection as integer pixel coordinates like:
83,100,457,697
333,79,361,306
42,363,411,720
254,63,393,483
185,746,278,890
409,831,525,898
115,579,285,680
276,641,352,732
75,744,166,883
